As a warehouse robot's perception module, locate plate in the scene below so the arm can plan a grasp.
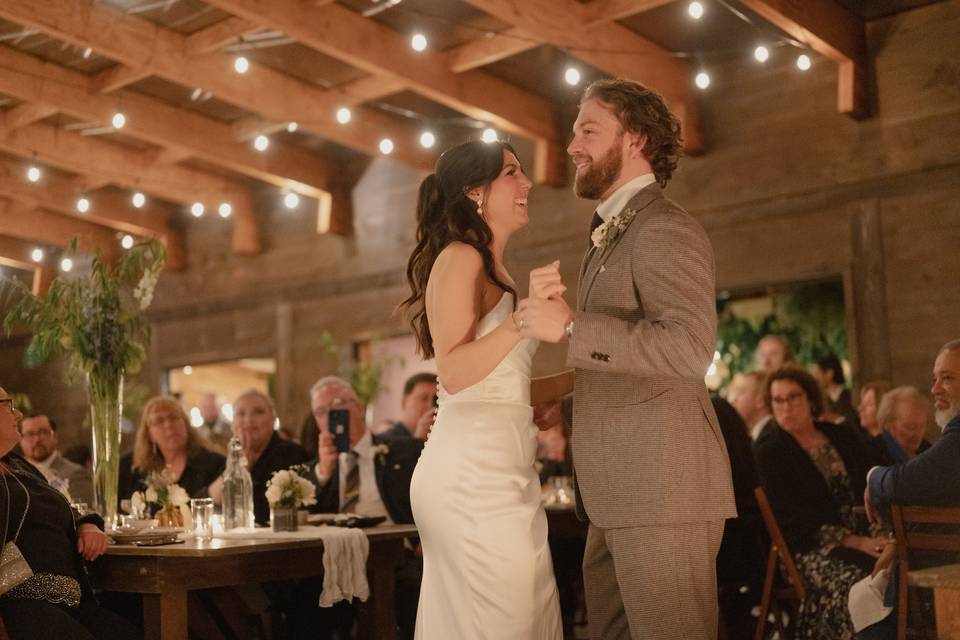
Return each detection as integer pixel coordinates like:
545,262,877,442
109,527,182,544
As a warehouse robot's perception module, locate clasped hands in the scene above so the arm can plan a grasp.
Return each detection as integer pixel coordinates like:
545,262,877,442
513,261,574,343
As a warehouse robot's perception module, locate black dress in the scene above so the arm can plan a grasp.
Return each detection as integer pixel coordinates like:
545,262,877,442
0,453,140,640
117,447,226,504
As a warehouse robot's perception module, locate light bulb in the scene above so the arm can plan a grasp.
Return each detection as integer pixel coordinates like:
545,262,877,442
82,47,93,59
379,138,394,155
695,71,711,89
283,192,300,209
564,67,581,86
688,1,704,19
286,121,298,133
419,131,436,148
30,248,44,263
234,56,249,74
26,166,41,182
60,258,73,273
336,107,352,124
218,202,232,218
132,192,146,208
183,365,193,375
754,45,770,63
481,128,498,143
190,202,205,217
411,33,428,52
797,54,811,71
120,234,134,249
111,111,126,129
76,197,90,213
190,87,203,101
253,134,269,151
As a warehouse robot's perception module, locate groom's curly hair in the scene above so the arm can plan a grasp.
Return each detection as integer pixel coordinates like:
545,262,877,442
582,79,683,188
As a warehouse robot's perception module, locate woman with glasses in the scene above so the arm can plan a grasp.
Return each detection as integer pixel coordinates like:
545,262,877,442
0,387,141,639
754,366,886,640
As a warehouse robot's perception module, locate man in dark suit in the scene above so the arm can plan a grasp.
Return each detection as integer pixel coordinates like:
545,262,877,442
856,340,960,638
307,376,424,640
19,414,95,505
381,372,436,440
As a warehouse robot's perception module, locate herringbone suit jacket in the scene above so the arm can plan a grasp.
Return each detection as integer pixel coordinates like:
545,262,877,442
567,183,736,529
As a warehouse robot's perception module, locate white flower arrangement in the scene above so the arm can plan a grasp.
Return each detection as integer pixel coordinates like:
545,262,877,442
370,443,390,464
140,472,190,510
591,208,640,251
266,465,317,509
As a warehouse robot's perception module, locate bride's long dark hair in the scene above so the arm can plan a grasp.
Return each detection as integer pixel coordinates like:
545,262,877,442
400,140,518,359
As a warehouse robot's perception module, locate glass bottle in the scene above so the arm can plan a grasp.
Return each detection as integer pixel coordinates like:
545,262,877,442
222,437,254,530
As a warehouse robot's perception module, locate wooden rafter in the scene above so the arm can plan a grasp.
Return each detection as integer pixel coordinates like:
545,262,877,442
0,45,333,199
0,197,121,263
447,27,540,73
580,0,676,27
0,0,434,171
738,0,869,119
3,102,57,130
461,0,702,151
200,0,566,185
0,231,57,295
184,16,261,56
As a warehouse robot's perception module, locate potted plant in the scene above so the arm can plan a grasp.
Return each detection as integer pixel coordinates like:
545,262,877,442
265,466,317,532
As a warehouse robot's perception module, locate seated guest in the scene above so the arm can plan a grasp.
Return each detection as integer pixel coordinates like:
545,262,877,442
210,389,307,525
815,354,859,427
857,381,893,439
754,334,794,375
382,372,437,439
857,340,960,639
874,386,931,465
19,414,94,506
119,396,225,503
728,370,775,441
754,365,887,640
0,386,141,640
198,392,231,452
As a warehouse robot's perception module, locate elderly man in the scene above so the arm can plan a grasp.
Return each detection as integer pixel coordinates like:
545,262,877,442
728,371,774,441
19,414,94,505
382,372,437,439
875,386,931,465
854,340,960,639
754,335,794,375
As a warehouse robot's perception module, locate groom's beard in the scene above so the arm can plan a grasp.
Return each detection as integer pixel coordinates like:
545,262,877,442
935,400,959,429
574,136,623,200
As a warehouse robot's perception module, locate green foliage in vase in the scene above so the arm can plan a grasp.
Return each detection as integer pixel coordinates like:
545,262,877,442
1,238,166,385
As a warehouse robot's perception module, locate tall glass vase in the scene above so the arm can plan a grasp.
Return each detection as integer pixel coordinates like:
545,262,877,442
88,371,123,530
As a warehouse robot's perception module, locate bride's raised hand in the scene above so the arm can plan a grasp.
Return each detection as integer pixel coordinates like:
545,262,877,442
529,261,565,300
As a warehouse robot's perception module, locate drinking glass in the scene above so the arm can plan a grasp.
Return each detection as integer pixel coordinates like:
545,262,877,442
190,498,214,540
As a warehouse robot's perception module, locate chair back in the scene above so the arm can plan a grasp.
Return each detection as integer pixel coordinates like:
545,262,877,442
755,486,807,601
889,505,960,640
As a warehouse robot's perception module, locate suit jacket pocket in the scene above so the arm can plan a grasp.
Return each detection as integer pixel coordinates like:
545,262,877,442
607,384,671,408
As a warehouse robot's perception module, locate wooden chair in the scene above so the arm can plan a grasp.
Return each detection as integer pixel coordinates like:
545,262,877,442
890,504,960,640
754,486,807,640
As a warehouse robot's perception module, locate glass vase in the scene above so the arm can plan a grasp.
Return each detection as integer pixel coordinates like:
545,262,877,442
271,506,298,532
89,372,123,530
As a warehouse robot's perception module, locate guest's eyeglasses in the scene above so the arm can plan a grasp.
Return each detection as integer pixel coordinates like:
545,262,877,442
771,392,806,406
0,398,15,414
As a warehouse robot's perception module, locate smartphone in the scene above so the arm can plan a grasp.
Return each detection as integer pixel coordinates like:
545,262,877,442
329,409,351,453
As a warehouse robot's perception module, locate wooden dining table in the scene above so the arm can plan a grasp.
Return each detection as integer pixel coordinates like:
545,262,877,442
911,562,960,639
93,523,417,640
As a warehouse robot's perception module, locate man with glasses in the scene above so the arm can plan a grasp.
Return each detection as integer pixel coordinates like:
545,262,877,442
19,413,95,505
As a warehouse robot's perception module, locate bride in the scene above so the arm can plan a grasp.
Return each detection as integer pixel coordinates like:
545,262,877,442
400,140,569,639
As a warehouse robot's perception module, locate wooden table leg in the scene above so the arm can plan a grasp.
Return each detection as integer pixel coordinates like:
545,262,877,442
357,538,404,640
143,590,189,640
935,588,960,640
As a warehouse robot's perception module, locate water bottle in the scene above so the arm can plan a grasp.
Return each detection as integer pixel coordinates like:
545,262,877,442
222,437,254,530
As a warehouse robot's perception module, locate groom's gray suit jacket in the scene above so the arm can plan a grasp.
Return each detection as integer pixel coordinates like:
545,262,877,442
567,183,736,529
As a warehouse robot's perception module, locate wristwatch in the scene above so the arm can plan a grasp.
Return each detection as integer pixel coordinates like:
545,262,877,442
564,318,575,341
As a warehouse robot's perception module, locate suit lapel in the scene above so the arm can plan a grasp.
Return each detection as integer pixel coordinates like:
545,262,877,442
579,184,663,308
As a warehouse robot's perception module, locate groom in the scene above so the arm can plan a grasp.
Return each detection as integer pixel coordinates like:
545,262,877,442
517,78,736,639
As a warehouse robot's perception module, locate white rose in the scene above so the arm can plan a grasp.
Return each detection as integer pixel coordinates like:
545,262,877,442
298,477,317,506
272,469,291,487
265,484,283,506
145,487,158,503
168,485,190,507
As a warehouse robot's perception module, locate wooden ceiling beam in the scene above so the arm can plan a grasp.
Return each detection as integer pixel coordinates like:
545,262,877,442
580,0,676,27
461,0,702,152
0,231,56,295
3,102,57,130
91,64,153,94
738,0,869,119
446,27,539,73
0,0,432,171
0,45,333,199
200,0,564,184
0,197,122,264
184,16,261,55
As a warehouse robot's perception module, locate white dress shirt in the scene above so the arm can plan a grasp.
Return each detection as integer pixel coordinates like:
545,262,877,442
31,451,60,482
315,431,391,523
595,173,657,223
750,415,773,441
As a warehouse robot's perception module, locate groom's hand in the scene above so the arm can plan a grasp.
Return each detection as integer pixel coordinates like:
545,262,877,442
517,297,573,343
529,261,565,300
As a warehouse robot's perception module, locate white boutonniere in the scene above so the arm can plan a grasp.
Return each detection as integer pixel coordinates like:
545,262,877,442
591,208,639,251
370,443,390,464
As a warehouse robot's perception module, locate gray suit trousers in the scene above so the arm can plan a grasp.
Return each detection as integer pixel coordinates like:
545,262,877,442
583,519,725,640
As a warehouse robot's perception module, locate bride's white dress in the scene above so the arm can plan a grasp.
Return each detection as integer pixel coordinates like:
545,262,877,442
410,293,563,639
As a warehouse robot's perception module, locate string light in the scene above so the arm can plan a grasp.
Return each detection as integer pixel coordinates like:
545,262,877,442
283,192,300,209
695,71,711,89
218,202,232,218
753,45,770,63
336,107,352,124
234,56,250,74
82,47,93,59
796,54,811,71
183,365,193,375
120,234,134,249
30,248,44,263
76,197,90,213
688,2,705,19
26,166,41,182
481,128,498,143
132,192,146,208
253,134,269,151
111,111,126,129
286,122,298,133
419,131,436,148
410,33,428,52
379,138,394,155
190,87,204,101
564,67,581,86
60,258,73,273
190,202,205,217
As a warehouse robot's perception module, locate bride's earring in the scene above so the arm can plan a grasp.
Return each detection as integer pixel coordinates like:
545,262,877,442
476,198,484,217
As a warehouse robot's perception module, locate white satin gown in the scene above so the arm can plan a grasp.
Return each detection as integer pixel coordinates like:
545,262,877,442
410,293,563,639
